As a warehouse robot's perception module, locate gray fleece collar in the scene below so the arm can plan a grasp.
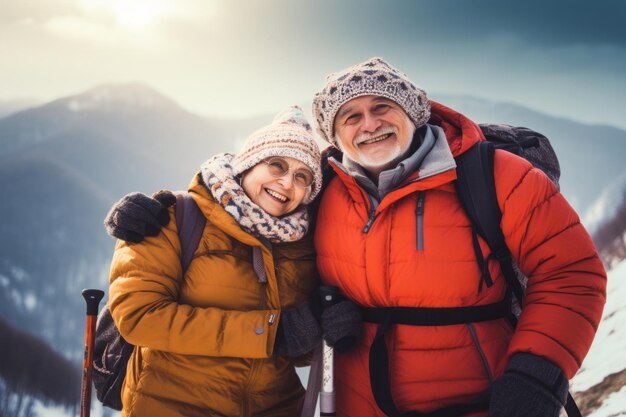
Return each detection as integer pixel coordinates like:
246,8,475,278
332,124,456,203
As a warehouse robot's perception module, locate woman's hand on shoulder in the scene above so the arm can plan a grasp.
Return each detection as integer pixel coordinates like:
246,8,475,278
104,190,176,243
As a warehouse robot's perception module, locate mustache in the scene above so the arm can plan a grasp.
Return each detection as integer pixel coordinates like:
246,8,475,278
355,126,398,144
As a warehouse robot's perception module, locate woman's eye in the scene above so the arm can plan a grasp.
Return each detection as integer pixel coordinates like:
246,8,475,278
270,161,287,172
295,172,313,185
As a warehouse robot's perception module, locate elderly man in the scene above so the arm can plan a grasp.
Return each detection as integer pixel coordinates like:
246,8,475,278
105,58,606,417
309,58,605,417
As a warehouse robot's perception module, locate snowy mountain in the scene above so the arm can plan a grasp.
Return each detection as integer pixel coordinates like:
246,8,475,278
582,174,626,269
584,173,626,234
0,84,266,358
63,84,183,113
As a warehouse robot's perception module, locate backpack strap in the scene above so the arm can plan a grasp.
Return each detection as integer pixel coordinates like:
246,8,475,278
455,142,583,417
174,191,206,274
454,141,525,307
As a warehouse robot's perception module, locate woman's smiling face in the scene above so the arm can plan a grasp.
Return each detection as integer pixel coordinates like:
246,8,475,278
241,156,311,217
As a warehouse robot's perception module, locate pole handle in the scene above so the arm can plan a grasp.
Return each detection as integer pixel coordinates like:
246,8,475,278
82,289,104,316
80,289,104,417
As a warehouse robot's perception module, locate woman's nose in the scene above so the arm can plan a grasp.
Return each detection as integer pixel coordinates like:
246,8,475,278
277,172,295,189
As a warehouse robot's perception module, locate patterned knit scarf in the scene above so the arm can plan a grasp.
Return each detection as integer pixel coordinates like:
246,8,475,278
201,153,309,244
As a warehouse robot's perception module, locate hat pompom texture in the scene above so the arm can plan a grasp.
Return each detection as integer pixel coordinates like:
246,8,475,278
233,105,322,204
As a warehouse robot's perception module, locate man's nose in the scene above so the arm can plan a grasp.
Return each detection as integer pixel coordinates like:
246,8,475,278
362,112,381,132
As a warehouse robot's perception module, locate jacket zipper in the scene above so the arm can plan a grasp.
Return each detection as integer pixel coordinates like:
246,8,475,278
467,323,494,382
416,191,425,251
241,358,262,417
363,210,377,233
362,194,378,233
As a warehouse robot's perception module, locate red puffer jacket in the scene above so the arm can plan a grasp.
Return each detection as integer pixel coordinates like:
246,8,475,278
314,101,606,417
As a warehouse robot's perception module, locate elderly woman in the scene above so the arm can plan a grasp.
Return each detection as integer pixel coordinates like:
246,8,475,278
106,106,324,417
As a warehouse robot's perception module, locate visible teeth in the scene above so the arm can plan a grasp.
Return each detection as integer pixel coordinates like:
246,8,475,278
266,189,287,202
361,133,391,145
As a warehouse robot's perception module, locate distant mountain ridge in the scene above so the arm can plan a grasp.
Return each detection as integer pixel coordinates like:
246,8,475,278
62,83,184,112
0,83,199,159
0,98,40,119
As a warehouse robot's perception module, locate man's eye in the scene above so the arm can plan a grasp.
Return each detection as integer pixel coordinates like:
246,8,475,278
373,104,389,113
345,114,360,124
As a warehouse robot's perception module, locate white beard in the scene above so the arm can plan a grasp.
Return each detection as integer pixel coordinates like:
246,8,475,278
336,121,416,173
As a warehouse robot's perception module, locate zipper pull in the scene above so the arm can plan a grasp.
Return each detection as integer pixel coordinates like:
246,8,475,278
416,191,425,251
416,191,425,216
363,213,376,233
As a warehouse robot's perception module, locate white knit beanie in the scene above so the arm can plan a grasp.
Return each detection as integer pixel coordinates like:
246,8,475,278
232,105,322,203
312,57,431,146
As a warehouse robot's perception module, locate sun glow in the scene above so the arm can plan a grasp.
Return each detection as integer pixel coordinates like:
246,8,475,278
82,0,171,29
115,1,168,28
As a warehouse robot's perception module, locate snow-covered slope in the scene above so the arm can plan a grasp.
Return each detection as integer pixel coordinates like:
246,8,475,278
583,173,626,235
571,258,626,415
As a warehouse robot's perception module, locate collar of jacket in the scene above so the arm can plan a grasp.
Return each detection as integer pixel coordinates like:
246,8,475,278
328,127,456,215
327,100,484,214
428,100,485,157
329,158,458,215
186,173,267,247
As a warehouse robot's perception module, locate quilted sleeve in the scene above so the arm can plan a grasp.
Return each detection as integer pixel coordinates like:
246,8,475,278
108,207,280,358
494,150,607,379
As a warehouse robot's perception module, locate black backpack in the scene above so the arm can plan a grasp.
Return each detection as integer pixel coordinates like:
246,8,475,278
456,124,560,317
92,191,206,410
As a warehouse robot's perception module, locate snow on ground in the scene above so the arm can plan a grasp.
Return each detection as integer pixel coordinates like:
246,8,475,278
583,172,626,234
297,366,320,415
571,258,626,393
33,400,118,417
587,385,626,417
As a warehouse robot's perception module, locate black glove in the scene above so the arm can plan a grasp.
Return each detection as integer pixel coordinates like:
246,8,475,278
321,298,363,353
103,190,176,243
488,353,568,417
274,302,322,358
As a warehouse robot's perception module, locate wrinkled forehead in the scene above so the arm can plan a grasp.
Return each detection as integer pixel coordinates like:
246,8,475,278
335,95,409,123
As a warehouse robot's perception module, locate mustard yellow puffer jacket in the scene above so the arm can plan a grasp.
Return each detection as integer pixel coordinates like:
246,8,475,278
108,173,319,417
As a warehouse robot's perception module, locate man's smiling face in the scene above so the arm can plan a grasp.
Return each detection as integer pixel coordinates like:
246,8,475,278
334,95,416,175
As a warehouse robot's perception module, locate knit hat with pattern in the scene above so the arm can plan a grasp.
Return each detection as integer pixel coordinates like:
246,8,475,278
312,57,431,146
232,105,322,204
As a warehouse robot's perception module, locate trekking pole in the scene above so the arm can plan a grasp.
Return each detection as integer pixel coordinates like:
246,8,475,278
319,286,338,417
80,289,104,417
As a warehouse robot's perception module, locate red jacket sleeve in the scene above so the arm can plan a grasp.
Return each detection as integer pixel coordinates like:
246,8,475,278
494,150,607,378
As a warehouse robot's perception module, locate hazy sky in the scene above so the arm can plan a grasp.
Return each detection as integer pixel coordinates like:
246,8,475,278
1,0,625,128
